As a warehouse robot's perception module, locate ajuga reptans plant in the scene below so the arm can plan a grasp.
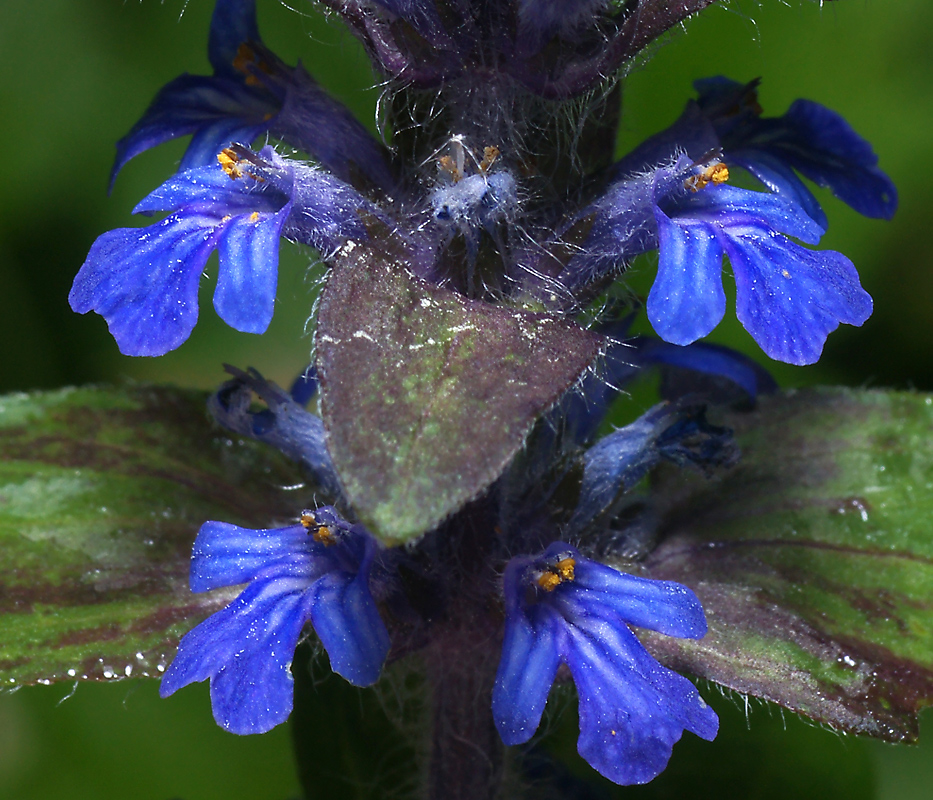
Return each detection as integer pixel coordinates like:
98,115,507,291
70,0,896,796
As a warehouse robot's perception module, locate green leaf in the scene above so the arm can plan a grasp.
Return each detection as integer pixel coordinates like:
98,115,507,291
316,237,602,544
0,385,303,688
633,387,933,742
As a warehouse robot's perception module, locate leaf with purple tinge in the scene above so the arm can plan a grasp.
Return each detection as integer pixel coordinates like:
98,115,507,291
634,388,933,743
315,236,603,544
0,385,305,688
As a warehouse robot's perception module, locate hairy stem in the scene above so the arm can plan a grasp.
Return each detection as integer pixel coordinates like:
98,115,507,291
426,643,504,800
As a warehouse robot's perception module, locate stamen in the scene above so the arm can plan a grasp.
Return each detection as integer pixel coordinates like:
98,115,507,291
313,525,337,546
218,147,266,182
685,162,729,193
537,572,561,591
479,145,500,174
438,155,462,183
232,42,273,88
555,557,575,582
218,148,244,180
535,556,576,592
300,511,337,546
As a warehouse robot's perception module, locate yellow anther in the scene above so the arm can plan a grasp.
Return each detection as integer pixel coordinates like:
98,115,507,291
218,148,243,180
438,155,462,183
479,145,500,174
299,512,337,546
536,557,576,592
249,211,260,223
537,571,562,592
232,42,272,87
232,43,255,75
313,525,337,546
685,162,730,193
555,557,575,582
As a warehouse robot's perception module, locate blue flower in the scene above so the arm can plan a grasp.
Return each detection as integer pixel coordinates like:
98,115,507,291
70,145,370,356
112,0,393,192
561,156,873,365
209,366,344,500
492,542,718,786
569,403,735,532
160,506,390,734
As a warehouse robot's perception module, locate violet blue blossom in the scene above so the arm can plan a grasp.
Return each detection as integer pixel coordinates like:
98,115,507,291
493,542,718,786
560,156,873,365
160,505,390,734
70,145,371,356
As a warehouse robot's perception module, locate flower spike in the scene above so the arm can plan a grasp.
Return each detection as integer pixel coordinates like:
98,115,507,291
160,506,390,735
493,543,718,786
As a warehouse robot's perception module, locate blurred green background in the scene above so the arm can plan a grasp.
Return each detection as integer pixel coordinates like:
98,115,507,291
1,0,931,797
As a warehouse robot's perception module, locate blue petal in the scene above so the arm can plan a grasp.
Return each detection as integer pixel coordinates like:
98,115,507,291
671,184,824,245
160,576,312,735
570,406,673,529
181,118,268,174
636,339,778,401
572,406,733,531
568,559,708,639
69,212,218,356
555,318,640,448
208,0,260,76
289,365,319,406
725,229,873,365
111,75,275,186
567,404,678,531
306,558,390,687
208,369,343,497
560,158,688,291
493,546,719,785
274,69,395,191
565,618,717,785
492,560,563,745
728,148,828,230
611,101,720,180
693,75,746,110
213,204,290,333
648,208,725,346
75,155,294,357
188,521,316,593
133,159,289,216
776,100,898,220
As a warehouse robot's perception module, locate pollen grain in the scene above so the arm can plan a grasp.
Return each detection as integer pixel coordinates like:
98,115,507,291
219,148,244,180
536,557,576,592
686,162,729,192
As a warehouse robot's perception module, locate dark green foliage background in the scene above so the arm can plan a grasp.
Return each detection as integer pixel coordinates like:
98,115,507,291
1,0,931,797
